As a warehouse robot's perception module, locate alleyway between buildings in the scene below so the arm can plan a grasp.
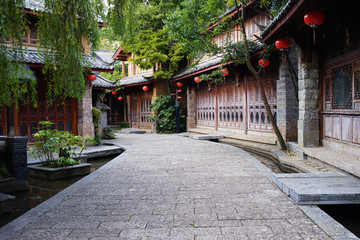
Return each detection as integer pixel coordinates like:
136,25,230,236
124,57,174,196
1,133,336,239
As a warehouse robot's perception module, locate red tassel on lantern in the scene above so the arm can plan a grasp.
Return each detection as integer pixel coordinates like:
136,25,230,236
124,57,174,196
304,10,325,44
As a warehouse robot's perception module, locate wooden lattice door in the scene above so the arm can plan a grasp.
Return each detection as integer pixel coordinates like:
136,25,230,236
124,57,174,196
218,82,245,129
247,78,276,132
140,92,152,128
130,93,139,128
196,86,216,127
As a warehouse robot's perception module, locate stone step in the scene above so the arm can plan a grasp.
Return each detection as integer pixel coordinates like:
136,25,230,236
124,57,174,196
272,172,360,205
189,135,224,141
0,192,16,214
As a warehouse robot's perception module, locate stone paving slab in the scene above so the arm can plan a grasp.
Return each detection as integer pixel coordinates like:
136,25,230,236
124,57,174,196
0,134,356,239
188,135,224,141
273,172,360,204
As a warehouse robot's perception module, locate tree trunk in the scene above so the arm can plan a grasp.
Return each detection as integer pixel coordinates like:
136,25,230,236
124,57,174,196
236,0,287,151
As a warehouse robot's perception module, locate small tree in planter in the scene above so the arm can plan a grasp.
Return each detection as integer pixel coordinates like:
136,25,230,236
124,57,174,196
29,121,93,167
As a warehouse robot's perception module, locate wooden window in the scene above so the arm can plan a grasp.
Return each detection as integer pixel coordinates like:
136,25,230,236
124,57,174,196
23,23,38,46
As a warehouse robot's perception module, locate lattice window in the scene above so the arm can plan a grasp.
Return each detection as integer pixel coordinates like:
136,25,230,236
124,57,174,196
355,71,360,100
331,64,353,109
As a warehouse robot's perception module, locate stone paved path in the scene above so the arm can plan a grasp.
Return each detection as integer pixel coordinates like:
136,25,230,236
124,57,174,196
1,134,331,240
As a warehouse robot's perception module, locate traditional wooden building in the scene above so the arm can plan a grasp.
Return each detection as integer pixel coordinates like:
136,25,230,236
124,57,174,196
0,0,114,141
171,3,277,143
107,48,169,130
261,0,360,176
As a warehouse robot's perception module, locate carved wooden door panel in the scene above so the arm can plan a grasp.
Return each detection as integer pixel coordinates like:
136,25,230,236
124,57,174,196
247,78,276,132
140,92,152,128
130,93,139,128
218,82,245,129
18,98,74,141
196,86,216,127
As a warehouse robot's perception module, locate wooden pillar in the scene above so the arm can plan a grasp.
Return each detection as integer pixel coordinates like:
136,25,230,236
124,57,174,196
243,74,248,135
215,84,219,130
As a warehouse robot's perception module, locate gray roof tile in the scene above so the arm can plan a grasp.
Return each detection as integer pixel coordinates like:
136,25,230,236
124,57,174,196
92,74,117,88
172,56,223,79
7,48,114,70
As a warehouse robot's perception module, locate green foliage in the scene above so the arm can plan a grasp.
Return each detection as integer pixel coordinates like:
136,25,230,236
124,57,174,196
102,126,116,139
149,95,185,133
29,121,93,166
98,26,120,51
100,61,124,81
166,0,227,60
0,168,11,180
92,107,101,145
107,0,186,79
222,40,262,65
0,0,37,106
38,0,103,103
200,69,224,85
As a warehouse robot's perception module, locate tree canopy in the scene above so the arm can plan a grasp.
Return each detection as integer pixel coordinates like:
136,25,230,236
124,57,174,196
0,0,37,106
0,0,104,106
107,0,186,79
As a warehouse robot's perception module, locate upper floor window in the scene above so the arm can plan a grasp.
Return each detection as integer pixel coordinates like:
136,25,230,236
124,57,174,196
23,23,38,46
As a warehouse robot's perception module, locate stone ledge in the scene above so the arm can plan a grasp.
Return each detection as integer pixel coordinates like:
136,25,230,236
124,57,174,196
273,172,360,205
28,163,92,180
304,146,360,178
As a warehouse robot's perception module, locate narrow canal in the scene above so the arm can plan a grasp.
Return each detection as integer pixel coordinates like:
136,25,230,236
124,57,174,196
0,155,117,228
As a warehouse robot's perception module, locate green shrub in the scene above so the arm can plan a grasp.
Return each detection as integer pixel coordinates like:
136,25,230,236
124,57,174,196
92,107,101,145
149,95,185,133
0,168,11,180
102,126,116,139
29,121,93,167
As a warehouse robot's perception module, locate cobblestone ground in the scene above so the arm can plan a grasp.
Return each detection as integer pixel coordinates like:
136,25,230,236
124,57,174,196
3,134,330,240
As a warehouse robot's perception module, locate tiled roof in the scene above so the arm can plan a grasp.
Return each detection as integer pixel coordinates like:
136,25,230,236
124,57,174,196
24,0,103,22
7,48,114,70
24,0,44,11
119,74,153,87
171,56,223,80
92,74,118,88
261,0,295,39
93,50,115,65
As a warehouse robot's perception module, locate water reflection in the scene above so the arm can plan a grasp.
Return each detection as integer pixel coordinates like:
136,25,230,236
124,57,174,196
0,156,115,228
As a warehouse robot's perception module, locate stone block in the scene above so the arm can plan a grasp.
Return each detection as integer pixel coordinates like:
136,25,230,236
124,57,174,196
6,137,28,181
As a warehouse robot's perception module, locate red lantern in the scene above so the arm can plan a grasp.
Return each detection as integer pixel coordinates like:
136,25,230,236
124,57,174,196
177,82,184,87
258,59,270,67
112,91,117,95
275,38,290,51
221,69,229,76
118,96,123,101
87,73,97,81
143,85,149,92
194,76,201,83
304,10,325,28
304,10,325,44
104,98,107,102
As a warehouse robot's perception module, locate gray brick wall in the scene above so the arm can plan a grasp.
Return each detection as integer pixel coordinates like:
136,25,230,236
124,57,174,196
297,50,320,148
277,46,299,142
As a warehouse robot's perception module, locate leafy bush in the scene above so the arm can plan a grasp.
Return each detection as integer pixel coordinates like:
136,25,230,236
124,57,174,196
29,121,93,167
102,126,116,139
149,95,185,133
0,168,11,180
92,107,101,145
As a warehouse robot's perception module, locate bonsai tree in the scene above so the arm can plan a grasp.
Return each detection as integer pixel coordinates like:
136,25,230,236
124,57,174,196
29,121,93,167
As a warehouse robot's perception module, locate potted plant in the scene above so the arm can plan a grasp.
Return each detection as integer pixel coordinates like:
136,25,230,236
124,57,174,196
28,121,93,180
